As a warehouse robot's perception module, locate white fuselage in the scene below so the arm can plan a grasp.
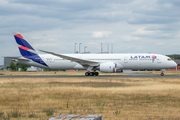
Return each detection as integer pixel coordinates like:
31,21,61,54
17,53,177,71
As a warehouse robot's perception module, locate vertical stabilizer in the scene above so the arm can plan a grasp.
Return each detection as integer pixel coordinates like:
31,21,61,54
13,31,38,57
12,31,48,67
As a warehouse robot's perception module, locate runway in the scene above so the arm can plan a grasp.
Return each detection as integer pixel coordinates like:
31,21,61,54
0,74,180,78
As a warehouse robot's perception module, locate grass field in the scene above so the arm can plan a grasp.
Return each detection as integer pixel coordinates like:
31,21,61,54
0,71,180,120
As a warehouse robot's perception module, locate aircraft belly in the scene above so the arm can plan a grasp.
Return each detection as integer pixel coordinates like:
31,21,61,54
139,62,165,69
74,64,86,70
47,61,80,70
124,60,164,70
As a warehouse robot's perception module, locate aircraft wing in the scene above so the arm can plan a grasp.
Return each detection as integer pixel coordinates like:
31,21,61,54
4,57,30,61
39,50,99,66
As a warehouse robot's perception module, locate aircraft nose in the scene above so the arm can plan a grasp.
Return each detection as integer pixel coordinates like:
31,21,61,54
173,61,177,68
166,61,177,69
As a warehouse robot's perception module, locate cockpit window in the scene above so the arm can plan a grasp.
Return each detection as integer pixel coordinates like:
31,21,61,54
167,58,172,61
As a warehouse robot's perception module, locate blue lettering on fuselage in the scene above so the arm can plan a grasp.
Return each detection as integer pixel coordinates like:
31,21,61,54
130,55,151,59
141,56,145,59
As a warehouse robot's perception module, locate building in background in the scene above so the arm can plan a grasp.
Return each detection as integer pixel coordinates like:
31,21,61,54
0,65,3,70
26,66,38,72
4,58,13,68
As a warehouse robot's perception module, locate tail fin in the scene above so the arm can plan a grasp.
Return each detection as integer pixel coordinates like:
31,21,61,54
13,31,39,58
13,32,48,67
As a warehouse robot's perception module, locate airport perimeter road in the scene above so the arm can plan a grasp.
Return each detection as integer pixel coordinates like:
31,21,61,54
0,74,180,78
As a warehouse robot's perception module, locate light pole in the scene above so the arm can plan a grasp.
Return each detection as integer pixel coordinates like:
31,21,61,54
107,44,109,54
74,43,77,53
84,46,87,53
79,43,82,54
111,43,113,53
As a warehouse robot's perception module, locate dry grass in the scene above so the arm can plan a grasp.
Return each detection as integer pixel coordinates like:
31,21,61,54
0,77,180,120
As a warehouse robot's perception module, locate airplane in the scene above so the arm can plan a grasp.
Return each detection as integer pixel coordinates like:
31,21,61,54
5,31,177,76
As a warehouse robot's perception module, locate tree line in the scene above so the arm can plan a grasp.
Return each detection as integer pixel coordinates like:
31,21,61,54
167,54,180,60
6,62,30,71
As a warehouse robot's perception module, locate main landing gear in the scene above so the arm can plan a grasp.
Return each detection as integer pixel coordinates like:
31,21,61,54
85,72,99,76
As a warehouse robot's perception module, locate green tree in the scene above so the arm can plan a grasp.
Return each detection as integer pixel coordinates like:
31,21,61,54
16,63,30,71
167,54,180,60
6,62,30,71
9,62,16,71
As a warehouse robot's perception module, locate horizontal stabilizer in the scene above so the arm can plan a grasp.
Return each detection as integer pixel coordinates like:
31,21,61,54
4,57,30,61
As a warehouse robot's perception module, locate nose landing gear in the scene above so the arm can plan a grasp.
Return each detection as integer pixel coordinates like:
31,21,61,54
160,69,165,76
160,72,164,76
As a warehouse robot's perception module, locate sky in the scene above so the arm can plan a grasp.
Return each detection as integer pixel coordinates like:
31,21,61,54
0,0,180,65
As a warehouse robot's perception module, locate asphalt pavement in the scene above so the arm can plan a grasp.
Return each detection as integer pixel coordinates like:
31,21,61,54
0,74,179,78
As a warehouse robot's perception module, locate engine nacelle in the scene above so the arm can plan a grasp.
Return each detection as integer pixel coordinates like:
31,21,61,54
99,62,123,73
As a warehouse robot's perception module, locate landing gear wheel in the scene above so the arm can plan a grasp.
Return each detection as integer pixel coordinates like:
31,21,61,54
85,72,90,76
161,72,164,76
90,72,94,76
94,72,99,76
85,71,99,76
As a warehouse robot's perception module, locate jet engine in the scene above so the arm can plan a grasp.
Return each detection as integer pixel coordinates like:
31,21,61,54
99,62,123,73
